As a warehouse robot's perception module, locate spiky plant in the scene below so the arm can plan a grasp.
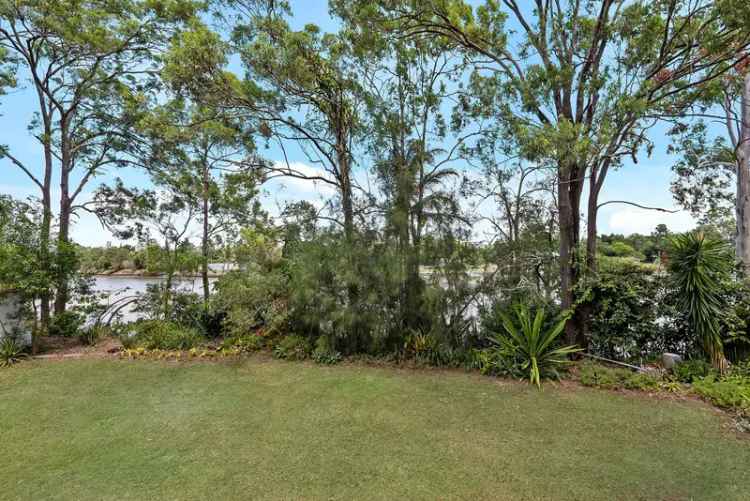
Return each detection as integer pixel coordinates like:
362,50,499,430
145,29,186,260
0,337,28,368
667,232,733,369
493,305,581,388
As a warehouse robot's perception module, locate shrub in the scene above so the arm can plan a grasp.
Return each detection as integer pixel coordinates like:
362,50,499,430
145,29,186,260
273,335,311,361
490,304,580,387
579,362,633,389
220,333,264,354
622,372,661,391
312,336,342,365
575,259,678,360
215,270,289,339
0,337,27,367
78,326,102,346
48,311,84,337
672,359,711,383
578,362,661,390
693,375,750,415
125,320,203,351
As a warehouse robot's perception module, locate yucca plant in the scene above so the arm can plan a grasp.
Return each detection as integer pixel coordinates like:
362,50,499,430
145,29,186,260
668,232,733,370
0,337,28,368
492,305,581,388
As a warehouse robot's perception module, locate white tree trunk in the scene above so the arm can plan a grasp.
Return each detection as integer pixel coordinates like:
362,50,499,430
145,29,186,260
737,72,750,271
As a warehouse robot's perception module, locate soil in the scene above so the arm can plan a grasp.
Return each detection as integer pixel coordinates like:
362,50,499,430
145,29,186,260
34,336,123,360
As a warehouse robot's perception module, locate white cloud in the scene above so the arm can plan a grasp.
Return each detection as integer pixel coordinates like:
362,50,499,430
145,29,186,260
606,207,696,235
268,161,337,198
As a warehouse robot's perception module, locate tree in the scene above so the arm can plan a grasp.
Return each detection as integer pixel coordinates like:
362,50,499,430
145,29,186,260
356,34,472,332
337,0,750,345
138,102,262,310
0,0,200,322
671,61,750,269
0,196,51,353
166,4,365,245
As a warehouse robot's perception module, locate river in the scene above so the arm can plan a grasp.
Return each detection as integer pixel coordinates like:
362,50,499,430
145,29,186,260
92,275,219,323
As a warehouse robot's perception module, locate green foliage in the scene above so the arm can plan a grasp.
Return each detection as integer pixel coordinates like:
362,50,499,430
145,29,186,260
489,305,580,387
272,335,311,361
668,232,734,366
576,258,675,360
0,337,27,368
220,333,264,354
579,362,661,391
312,336,342,365
48,311,84,338
672,359,712,383
124,320,203,351
600,241,642,259
78,326,102,347
622,372,662,391
693,375,750,416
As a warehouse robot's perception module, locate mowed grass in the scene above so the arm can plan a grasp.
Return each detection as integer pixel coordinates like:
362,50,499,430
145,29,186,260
1,359,748,501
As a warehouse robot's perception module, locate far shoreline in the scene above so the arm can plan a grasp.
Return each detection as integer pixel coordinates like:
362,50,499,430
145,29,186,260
90,270,229,279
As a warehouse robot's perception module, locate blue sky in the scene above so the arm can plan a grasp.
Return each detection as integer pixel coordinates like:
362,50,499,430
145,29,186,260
0,0,697,246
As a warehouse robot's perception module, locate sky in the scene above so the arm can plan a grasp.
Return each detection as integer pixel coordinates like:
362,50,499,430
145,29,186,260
0,0,699,247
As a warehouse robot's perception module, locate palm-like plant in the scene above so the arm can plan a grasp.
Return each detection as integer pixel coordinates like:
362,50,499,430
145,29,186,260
492,305,581,388
0,337,28,368
668,232,733,369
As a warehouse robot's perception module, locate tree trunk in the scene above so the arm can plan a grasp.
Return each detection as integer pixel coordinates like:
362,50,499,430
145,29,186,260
559,163,585,347
586,178,599,275
54,119,72,315
54,190,71,315
38,169,52,339
37,102,54,342
341,166,354,244
737,73,750,272
201,163,211,310
163,239,174,320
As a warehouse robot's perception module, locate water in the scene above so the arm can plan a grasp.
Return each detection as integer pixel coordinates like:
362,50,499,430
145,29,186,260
92,275,218,324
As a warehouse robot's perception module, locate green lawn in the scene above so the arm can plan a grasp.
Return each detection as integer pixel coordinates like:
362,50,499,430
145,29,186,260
1,359,748,500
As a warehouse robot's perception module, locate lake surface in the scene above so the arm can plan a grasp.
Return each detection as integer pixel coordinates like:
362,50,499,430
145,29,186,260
92,275,218,323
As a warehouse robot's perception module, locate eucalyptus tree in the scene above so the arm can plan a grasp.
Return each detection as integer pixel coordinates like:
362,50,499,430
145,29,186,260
670,63,750,268
166,2,364,245
138,102,263,309
0,0,201,322
337,0,750,345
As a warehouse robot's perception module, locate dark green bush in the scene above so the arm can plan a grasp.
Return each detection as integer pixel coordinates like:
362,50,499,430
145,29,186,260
124,320,203,351
273,335,311,361
48,311,84,338
575,259,680,360
672,359,711,383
